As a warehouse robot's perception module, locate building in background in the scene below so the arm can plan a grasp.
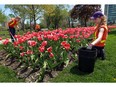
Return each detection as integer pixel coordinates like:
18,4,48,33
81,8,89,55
105,5,116,24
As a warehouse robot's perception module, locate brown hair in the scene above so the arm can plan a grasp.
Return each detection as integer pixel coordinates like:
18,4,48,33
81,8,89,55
96,15,107,30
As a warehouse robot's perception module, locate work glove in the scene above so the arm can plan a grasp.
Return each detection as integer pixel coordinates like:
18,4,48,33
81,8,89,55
87,44,93,50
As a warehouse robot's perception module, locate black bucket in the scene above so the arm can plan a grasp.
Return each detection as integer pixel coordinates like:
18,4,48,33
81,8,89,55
78,47,97,73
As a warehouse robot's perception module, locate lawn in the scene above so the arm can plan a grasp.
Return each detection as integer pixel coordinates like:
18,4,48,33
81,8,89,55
0,29,27,39
0,29,116,82
50,29,116,82
0,65,24,82
0,30,10,39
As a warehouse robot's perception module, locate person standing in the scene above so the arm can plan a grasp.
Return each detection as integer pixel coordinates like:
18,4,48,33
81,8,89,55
35,24,41,32
87,11,108,60
8,16,21,42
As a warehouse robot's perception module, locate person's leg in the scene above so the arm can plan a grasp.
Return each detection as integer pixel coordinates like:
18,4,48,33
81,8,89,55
9,27,16,42
93,46,101,58
99,47,105,60
93,46,105,60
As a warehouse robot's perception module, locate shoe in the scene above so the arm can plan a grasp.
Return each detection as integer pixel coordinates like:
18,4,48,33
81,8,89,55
101,57,105,60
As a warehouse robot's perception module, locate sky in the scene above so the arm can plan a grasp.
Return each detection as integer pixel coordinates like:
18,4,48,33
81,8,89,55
0,5,9,15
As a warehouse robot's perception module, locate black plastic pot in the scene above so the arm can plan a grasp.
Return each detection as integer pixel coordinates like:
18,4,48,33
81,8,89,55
78,47,97,73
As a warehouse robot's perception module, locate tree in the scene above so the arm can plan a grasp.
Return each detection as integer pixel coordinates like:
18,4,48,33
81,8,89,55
0,10,7,29
0,10,7,25
70,5,101,27
40,5,56,29
41,5,70,29
50,5,67,29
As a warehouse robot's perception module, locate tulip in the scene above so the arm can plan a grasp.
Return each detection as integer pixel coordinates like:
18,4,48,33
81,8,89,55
20,52,25,57
0,37,2,40
26,50,33,55
41,41,47,47
47,46,52,53
49,52,54,58
27,40,37,47
3,39,10,45
39,46,45,53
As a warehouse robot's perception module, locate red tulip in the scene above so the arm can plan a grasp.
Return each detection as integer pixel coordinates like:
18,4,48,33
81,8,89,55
61,41,70,50
20,52,25,57
19,46,24,50
27,40,37,47
53,35,59,41
47,46,52,53
64,43,70,50
13,41,19,47
61,41,67,46
69,35,74,39
26,50,33,55
49,52,54,58
76,40,81,43
41,41,47,47
38,46,45,53
3,39,10,45
37,36,43,41
0,37,2,40
47,35,53,40
14,35,21,39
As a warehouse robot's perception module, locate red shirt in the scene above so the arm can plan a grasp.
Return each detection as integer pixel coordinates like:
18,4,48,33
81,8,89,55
8,18,18,28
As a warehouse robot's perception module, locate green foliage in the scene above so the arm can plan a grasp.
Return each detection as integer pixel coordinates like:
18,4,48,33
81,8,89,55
0,65,24,82
41,5,70,29
71,5,101,27
0,10,7,24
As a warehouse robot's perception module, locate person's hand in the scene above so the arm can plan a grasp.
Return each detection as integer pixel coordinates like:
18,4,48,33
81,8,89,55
87,44,93,50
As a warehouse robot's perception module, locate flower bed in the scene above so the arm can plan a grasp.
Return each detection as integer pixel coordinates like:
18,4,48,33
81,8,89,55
1,27,95,82
108,25,116,29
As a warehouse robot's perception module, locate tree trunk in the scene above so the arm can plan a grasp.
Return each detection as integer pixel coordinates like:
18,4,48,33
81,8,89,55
84,16,88,27
54,18,57,29
71,18,74,28
21,19,25,31
29,15,33,31
68,17,70,28
32,5,36,30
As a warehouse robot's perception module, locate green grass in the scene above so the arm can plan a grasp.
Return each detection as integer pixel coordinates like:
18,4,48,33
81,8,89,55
0,29,26,39
50,30,116,82
0,44,3,50
0,65,24,82
0,30,10,39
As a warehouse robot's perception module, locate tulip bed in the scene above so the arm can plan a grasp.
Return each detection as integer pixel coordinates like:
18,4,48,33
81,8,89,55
2,27,95,81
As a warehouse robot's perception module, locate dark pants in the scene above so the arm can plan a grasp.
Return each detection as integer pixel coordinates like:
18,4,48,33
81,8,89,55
9,27,16,42
93,46,105,60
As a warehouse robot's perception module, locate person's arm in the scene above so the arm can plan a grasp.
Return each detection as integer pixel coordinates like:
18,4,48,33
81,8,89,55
91,28,104,45
16,25,19,29
87,28,104,49
15,21,20,29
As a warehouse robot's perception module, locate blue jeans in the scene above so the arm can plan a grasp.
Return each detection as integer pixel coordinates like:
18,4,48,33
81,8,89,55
9,27,16,42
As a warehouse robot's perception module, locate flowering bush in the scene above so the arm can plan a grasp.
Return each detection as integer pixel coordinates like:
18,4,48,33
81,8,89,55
3,27,95,81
